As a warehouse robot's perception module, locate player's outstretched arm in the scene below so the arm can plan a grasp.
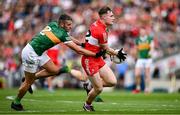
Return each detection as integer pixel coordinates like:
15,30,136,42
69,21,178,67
70,36,82,46
70,36,86,47
65,41,95,56
65,41,105,57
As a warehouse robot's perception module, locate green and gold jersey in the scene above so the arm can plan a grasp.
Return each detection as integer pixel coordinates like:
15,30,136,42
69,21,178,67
29,21,71,56
135,36,153,58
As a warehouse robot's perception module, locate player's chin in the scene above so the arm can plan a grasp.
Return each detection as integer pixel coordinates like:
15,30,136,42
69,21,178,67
107,22,114,26
66,29,71,32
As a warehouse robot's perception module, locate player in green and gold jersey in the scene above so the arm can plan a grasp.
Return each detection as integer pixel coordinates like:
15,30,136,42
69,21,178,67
133,27,154,94
11,14,106,111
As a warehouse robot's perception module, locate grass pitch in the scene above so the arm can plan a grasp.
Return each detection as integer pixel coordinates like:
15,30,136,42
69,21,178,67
0,88,180,114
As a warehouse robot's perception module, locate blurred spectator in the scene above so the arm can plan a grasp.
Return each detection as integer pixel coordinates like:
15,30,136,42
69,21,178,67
115,62,128,89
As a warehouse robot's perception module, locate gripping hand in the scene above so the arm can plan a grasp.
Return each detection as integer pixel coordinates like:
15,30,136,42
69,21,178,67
117,48,127,62
95,50,106,58
81,43,85,48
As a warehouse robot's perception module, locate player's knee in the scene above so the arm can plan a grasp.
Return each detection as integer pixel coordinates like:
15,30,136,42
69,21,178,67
111,81,117,86
109,79,117,87
135,72,141,77
49,68,60,75
54,69,60,75
81,77,88,82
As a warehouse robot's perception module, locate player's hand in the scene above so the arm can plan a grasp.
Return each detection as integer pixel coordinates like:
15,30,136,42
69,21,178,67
117,48,127,62
95,50,106,58
81,43,85,47
102,53,107,59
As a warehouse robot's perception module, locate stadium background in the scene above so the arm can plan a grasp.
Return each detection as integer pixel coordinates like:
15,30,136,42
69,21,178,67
0,0,180,93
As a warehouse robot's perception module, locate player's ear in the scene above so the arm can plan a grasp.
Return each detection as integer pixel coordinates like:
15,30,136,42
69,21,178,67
59,22,64,28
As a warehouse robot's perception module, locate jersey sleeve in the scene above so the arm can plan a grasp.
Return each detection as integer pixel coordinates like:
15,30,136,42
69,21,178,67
60,32,72,44
98,31,108,45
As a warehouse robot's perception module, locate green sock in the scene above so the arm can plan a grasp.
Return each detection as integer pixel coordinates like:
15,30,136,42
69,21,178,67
59,66,70,74
94,95,103,102
14,97,21,104
96,95,100,98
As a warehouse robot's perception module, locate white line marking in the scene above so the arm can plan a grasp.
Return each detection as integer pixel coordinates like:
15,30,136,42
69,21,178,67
6,96,14,100
6,95,118,105
6,95,178,112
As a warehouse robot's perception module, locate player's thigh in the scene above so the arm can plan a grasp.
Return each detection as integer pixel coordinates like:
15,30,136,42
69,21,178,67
135,67,142,77
99,64,117,85
145,59,152,73
135,60,143,76
89,72,103,91
145,59,152,77
42,59,59,73
145,67,151,77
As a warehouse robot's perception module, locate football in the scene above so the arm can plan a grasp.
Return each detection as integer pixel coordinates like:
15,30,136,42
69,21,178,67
110,49,127,64
110,55,122,64
110,49,121,64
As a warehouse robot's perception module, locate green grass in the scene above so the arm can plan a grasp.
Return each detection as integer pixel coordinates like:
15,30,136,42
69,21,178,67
0,88,180,114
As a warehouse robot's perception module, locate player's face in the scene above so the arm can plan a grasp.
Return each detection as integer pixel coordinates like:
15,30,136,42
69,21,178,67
140,28,147,37
63,20,73,32
104,11,115,26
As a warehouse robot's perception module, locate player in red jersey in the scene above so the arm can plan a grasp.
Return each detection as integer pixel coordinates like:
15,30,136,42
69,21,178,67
82,6,127,111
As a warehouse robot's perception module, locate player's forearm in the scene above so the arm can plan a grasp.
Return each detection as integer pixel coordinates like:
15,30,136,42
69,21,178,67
66,41,95,56
106,47,118,55
70,36,82,46
100,44,118,55
77,48,96,56
101,45,117,55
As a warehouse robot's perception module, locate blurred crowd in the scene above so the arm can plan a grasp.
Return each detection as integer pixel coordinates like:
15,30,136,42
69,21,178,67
0,0,180,89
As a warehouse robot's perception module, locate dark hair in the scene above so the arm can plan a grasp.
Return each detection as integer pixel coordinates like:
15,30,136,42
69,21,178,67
98,6,112,17
58,14,72,24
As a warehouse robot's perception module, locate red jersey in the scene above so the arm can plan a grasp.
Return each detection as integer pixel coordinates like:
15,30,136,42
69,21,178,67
81,19,107,76
84,19,108,53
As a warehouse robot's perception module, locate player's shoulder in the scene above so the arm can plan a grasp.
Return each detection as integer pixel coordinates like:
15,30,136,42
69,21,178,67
48,21,58,28
49,21,67,33
46,21,58,32
91,21,105,30
90,22,105,36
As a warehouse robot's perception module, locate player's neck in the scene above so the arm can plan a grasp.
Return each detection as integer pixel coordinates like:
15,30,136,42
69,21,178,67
99,19,107,27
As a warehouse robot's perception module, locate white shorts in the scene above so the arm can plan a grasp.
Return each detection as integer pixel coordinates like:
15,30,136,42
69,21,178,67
135,58,152,68
21,43,50,73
